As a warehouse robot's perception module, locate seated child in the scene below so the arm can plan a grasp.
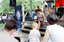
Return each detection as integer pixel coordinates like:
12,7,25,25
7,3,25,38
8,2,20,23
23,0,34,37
28,22,41,42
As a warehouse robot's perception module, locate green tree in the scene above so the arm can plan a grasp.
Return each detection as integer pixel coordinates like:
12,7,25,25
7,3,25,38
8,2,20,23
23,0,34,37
0,0,42,13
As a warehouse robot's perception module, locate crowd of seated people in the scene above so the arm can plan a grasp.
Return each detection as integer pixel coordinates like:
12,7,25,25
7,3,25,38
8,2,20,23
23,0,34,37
0,14,13,23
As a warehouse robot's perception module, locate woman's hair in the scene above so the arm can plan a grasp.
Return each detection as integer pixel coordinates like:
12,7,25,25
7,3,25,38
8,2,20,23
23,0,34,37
47,14,59,25
32,22,39,29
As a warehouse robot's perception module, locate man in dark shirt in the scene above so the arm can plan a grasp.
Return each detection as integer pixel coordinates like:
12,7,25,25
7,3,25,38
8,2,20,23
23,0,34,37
58,4,64,18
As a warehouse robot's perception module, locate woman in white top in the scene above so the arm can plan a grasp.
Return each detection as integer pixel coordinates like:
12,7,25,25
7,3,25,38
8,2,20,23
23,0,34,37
41,14,64,42
28,22,41,42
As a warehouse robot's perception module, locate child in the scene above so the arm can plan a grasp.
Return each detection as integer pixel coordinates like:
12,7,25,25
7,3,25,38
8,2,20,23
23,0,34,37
28,22,41,42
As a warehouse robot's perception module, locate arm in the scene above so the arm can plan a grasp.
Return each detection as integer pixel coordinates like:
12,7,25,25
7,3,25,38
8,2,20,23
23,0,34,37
41,12,45,24
44,8,46,16
38,20,40,30
41,29,50,42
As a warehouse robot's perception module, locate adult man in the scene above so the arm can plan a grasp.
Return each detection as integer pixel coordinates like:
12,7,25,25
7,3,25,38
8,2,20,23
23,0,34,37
58,4,64,18
0,19,18,42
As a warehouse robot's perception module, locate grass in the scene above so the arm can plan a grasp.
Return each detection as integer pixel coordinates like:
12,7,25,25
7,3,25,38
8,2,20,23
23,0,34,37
0,23,5,27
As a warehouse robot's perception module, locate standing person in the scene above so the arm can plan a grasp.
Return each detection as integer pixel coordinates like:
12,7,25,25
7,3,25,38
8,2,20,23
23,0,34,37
28,22,41,42
44,5,49,17
37,6,41,11
44,5,49,22
41,14,64,42
49,5,55,14
0,19,18,42
52,5,55,14
58,4,64,18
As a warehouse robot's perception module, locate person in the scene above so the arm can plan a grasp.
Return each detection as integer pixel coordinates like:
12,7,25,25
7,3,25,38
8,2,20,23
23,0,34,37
7,14,11,21
2,14,7,23
28,22,41,42
38,10,45,26
57,4,64,18
44,5,49,17
37,6,41,11
49,5,55,14
44,5,49,22
0,19,18,42
41,14,64,42
32,10,38,22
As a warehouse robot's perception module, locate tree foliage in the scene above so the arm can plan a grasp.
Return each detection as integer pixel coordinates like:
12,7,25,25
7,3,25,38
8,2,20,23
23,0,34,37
0,0,42,13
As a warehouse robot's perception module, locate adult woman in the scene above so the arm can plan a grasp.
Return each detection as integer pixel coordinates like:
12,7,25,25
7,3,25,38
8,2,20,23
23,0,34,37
38,10,45,26
41,14,64,42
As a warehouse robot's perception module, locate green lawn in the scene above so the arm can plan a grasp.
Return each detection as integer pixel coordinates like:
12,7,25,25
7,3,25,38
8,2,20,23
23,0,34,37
0,23,5,27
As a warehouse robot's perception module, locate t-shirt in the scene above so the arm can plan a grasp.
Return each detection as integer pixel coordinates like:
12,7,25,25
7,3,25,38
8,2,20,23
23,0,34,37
32,13,37,19
2,16,7,19
0,32,18,42
47,24,64,42
38,13,44,21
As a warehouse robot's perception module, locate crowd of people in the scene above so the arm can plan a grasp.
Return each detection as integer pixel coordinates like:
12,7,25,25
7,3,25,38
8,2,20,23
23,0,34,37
32,5,56,27
0,14,64,42
0,14,13,23
0,5,64,42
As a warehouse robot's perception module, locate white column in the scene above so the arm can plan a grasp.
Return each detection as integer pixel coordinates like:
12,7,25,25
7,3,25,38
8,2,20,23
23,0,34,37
30,0,32,15
22,0,24,29
22,0,25,22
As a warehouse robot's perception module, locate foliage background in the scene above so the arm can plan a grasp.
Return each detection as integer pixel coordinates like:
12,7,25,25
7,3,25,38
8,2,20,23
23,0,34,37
0,0,42,13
